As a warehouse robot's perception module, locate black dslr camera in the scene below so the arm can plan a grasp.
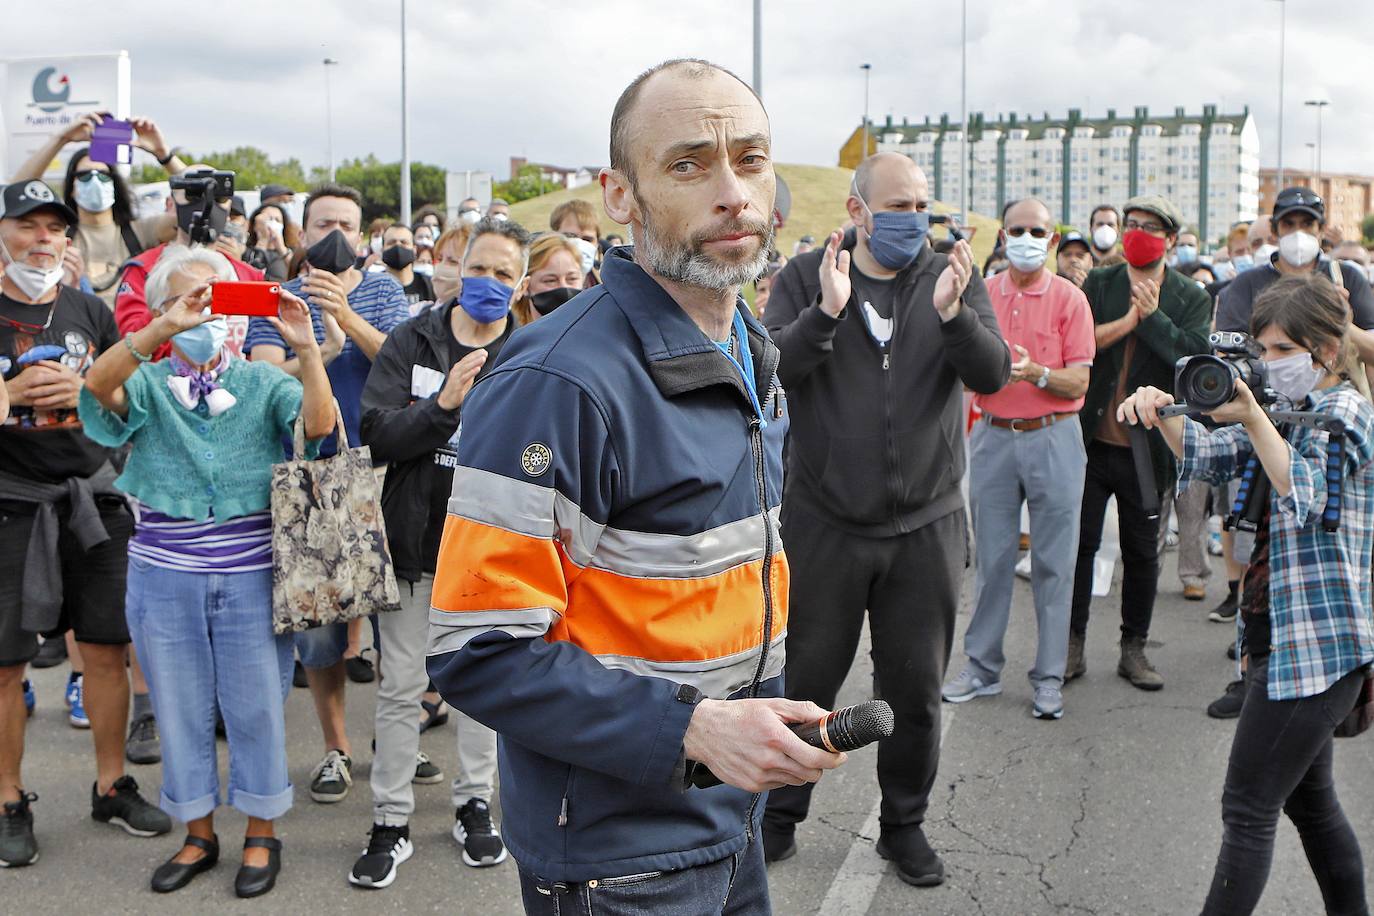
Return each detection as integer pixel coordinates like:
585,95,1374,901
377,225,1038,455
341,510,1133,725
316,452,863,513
168,169,235,246
1173,331,1271,412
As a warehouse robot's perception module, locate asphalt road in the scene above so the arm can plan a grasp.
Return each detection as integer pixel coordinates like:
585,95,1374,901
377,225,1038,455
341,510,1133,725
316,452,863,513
10,545,1374,915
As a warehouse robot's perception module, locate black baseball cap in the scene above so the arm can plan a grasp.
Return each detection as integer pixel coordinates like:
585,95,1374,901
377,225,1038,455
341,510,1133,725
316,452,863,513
230,195,247,217
1273,187,1325,222
0,181,77,225
259,183,293,200
1057,230,1091,254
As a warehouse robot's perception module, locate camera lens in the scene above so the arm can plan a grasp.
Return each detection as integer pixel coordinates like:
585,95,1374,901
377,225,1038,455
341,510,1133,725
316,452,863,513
1181,356,1239,410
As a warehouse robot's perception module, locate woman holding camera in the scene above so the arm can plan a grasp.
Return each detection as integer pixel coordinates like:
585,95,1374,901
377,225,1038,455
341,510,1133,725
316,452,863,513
1119,273,1374,915
78,247,335,898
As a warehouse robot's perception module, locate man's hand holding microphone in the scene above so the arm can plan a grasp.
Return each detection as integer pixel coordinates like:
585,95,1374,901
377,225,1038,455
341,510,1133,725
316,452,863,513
683,698,849,792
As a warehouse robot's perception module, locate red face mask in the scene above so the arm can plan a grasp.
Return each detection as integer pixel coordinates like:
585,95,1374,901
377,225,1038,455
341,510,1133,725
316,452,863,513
1122,229,1168,268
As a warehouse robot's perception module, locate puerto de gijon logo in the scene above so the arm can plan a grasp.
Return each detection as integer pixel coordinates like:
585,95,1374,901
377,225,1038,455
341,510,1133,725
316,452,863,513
28,67,96,114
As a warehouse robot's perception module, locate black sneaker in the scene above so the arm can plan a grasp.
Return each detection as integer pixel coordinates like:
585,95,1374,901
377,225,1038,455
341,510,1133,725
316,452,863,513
345,654,376,684
126,714,161,765
412,752,444,785
453,798,507,867
876,825,945,887
1207,679,1247,719
31,637,67,669
348,824,413,889
1226,641,1239,661
1209,596,1239,623
91,776,172,837
762,825,796,863
310,749,353,803
292,659,309,689
0,792,38,867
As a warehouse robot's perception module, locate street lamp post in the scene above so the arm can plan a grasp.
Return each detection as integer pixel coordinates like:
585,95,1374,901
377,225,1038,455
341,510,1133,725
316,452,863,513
1306,142,1317,187
752,0,762,98
1273,0,1286,186
960,0,968,227
860,63,872,159
323,58,339,181
400,0,411,225
1304,98,1329,194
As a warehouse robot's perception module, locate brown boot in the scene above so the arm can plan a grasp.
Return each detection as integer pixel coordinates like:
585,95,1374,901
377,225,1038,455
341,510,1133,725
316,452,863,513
1065,632,1086,682
1117,636,1164,691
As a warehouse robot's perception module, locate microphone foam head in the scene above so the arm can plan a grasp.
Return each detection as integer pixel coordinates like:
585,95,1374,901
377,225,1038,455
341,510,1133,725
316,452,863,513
851,699,894,741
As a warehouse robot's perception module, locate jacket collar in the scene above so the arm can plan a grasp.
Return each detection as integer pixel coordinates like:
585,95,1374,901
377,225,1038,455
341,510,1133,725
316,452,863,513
599,247,779,409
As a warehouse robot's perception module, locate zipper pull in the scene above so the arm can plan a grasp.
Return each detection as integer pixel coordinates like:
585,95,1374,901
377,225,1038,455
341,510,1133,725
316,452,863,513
882,352,890,370
557,796,569,827
774,388,785,420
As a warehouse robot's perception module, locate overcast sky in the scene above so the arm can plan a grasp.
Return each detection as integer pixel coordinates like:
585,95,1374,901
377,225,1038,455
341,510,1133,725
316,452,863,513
8,0,1372,185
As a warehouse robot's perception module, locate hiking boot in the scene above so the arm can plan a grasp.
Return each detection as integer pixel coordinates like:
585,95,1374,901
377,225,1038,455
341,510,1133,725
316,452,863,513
1207,679,1247,719
31,637,66,669
453,798,507,867
309,749,353,803
1183,584,1206,601
126,714,161,765
1117,637,1164,691
762,824,797,863
940,667,1002,704
0,792,38,867
1065,632,1086,682
91,776,172,837
876,824,944,887
349,823,413,889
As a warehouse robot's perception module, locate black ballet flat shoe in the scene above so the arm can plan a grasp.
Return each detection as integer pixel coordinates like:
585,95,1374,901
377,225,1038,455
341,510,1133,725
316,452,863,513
151,834,219,893
234,836,282,899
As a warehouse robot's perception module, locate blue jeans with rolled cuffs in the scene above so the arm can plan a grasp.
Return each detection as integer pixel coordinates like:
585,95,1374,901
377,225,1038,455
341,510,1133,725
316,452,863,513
125,559,294,822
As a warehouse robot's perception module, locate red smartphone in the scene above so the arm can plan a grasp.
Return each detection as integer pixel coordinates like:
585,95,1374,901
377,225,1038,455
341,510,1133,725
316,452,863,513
211,281,281,317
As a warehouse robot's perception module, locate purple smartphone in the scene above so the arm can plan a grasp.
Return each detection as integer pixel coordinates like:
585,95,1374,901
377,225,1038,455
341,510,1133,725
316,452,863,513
88,117,133,166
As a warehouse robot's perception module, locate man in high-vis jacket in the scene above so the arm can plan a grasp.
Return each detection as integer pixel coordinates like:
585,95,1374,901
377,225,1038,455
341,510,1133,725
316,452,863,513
426,58,846,914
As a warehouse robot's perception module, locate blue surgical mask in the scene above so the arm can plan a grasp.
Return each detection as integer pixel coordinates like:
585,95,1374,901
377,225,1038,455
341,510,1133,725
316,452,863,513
73,173,116,213
855,188,929,271
1174,244,1198,265
459,275,514,323
172,317,229,365
1230,254,1254,273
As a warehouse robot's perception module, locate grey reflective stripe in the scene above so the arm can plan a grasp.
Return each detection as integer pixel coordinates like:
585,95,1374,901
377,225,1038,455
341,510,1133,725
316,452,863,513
591,506,783,579
426,606,558,656
593,633,787,699
446,466,604,565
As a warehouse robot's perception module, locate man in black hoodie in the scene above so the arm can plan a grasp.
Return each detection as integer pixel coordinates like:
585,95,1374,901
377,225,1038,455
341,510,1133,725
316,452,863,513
762,152,1010,886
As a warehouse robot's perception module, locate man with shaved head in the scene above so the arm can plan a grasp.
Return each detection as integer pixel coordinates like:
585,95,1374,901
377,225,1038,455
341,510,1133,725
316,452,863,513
943,198,1094,721
762,151,1010,887
426,59,843,913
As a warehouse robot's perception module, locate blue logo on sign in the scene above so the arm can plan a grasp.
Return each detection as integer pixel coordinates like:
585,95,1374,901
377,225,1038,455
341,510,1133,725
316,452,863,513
30,68,71,113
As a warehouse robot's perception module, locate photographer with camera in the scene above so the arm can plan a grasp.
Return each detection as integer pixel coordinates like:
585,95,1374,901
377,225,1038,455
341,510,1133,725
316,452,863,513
1067,195,1212,690
114,166,267,361
1118,273,1374,916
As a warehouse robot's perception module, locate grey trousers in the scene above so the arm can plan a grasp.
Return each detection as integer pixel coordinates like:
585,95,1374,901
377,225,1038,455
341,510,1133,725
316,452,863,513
963,416,1086,688
373,574,497,826
1158,481,1213,588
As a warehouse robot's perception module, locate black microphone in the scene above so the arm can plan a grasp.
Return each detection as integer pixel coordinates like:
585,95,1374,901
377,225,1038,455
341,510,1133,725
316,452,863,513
689,700,893,789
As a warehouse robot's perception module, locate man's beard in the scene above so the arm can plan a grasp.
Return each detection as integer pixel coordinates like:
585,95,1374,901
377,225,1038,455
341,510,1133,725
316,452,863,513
634,203,773,293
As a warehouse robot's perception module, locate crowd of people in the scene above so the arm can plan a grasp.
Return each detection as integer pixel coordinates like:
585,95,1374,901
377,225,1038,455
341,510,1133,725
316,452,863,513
0,57,1369,915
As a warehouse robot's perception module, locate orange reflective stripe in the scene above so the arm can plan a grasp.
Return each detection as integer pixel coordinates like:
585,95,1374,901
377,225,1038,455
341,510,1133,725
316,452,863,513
549,552,789,663
431,515,567,615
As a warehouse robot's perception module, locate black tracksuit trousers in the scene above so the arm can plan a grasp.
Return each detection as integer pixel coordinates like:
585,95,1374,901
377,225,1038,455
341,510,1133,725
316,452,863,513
764,503,967,835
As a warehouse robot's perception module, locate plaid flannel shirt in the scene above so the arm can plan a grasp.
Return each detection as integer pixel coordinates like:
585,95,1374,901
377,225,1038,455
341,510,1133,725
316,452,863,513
1179,382,1374,700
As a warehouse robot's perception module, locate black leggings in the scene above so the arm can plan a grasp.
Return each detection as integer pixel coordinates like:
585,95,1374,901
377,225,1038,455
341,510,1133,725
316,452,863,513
1202,657,1369,916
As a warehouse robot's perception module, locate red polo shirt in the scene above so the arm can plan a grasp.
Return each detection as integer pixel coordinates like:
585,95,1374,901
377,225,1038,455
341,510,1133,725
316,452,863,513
974,269,1096,420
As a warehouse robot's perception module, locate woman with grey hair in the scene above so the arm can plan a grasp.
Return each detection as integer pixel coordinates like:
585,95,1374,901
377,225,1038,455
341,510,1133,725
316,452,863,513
78,246,336,898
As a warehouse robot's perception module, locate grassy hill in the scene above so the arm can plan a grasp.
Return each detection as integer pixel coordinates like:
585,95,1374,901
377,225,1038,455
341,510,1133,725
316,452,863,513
508,163,1002,268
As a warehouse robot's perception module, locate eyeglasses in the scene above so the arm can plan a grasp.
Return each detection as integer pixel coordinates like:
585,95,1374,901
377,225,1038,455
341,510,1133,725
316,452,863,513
1005,226,1050,239
1124,218,1167,235
74,170,113,184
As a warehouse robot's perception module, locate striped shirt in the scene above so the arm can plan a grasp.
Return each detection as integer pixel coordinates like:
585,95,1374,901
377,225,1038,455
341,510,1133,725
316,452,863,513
129,503,273,573
1179,381,1374,700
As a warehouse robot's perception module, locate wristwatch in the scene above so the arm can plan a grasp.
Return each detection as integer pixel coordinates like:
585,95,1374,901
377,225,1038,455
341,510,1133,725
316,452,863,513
1035,365,1051,389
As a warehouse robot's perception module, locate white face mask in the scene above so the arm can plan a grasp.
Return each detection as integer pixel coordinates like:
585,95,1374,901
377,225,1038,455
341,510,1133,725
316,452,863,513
458,209,481,226
1092,225,1117,250
1254,243,1279,265
1278,231,1321,268
1266,350,1326,404
572,237,598,275
0,235,64,301
264,217,284,239
73,174,116,213
1004,232,1049,272
413,262,434,277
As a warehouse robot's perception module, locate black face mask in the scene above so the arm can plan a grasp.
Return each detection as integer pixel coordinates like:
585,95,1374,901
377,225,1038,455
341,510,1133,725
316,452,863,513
381,245,416,270
305,229,358,274
175,198,228,240
531,287,579,316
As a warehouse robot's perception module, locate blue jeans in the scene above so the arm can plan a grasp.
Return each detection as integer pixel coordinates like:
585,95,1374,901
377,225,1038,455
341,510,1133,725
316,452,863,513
517,841,769,915
125,560,294,822
295,620,348,669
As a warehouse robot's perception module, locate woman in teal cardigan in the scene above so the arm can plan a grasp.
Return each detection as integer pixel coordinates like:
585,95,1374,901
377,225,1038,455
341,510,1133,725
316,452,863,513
79,246,334,899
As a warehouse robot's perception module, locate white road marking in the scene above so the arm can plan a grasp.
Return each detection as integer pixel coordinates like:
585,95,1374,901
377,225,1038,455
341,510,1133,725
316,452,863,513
817,710,957,915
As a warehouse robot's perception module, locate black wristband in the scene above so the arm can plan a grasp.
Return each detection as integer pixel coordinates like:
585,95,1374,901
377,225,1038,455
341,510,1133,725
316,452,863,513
156,150,175,166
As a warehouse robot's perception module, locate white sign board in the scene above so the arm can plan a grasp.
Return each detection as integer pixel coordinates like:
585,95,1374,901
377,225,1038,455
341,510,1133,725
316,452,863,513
0,52,132,179
445,170,493,221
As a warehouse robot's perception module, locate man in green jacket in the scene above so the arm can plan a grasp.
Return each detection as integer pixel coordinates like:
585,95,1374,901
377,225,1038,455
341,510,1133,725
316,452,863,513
1067,195,1212,690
